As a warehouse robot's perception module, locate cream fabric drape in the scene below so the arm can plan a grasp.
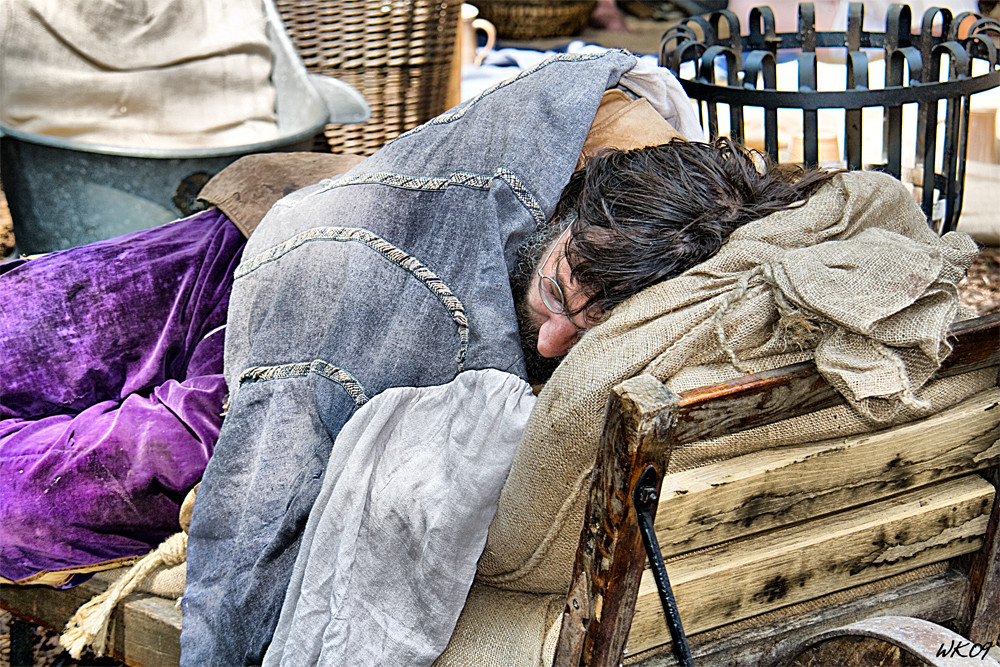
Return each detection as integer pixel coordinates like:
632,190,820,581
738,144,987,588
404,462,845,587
0,0,279,149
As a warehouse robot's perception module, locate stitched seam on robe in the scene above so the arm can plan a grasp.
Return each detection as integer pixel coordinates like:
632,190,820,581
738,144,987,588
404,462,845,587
239,360,370,407
234,227,469,371
310,168,546,227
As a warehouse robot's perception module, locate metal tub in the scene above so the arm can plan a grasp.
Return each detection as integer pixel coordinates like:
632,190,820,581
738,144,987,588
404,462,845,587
0,0,369,254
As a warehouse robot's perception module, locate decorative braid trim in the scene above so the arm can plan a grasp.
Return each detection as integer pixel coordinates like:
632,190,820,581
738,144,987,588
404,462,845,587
495,167,546,226
323,170,490,192
235,227,469,371
239,360,369,407
398,51,618,135
318,167,544,227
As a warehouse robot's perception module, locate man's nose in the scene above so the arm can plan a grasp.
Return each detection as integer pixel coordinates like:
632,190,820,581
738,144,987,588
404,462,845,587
536,314,579,358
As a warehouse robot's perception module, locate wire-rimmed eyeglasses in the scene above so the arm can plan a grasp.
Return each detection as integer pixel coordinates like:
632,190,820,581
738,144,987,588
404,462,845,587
536,225,600,330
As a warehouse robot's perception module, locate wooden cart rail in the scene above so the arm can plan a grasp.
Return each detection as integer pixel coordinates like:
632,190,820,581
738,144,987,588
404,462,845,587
554,312,1000,666
1,570,181,666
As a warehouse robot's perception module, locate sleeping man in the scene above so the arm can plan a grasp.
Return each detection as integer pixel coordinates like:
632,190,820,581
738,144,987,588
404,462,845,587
0,48,977,667
179,50,704,666
512,138,837,381
180,50,978,667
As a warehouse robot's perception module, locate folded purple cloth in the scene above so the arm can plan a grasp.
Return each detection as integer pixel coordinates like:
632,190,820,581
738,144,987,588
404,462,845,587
0,209,244,584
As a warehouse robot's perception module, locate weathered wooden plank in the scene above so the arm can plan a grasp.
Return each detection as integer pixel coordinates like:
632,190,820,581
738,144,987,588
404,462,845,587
0,571,112,631
564,315,999,665
553,374,679,667
653,388,1000,557
0,569,181,667
671,312,1000,444
957,464,1000,645
118,594,182,667
625,475,995,656
624,565,967,666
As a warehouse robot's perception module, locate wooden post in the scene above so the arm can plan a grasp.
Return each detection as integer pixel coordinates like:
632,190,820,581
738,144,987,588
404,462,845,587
445,9,464,110
553,374,679,667
955,316,1000,645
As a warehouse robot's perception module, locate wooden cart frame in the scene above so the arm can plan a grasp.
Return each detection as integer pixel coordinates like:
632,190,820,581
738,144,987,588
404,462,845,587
4,314,997,666
553,312,1000,666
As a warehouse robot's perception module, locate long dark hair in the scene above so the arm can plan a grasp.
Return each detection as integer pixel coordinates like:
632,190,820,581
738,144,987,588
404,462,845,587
560,138,839,317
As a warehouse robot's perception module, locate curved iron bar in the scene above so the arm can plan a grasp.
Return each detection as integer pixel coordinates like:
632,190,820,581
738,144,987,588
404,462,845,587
660,1,1000,233
674,73,999,109
699,45,742,140
710,9,745,56
744,50,780,158
746,5,779,52
933,40,974,227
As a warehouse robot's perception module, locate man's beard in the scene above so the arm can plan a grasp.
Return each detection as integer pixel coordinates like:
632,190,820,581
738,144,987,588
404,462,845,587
510,221,567,384
515,296,563,383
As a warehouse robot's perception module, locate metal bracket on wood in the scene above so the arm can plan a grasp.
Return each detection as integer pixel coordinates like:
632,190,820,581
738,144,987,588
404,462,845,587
634,465,695,667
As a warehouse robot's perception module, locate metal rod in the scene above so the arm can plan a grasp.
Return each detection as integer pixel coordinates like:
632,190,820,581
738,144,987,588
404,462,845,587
9,616,36,667
634,466,695,667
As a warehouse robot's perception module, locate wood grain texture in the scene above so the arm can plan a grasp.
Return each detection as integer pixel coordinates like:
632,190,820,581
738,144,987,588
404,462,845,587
957,464,1000,644
553,374,679,667
653,388,1000,557
119,594,182,667
624,566,967,666
1,569,181,667
625,475,995,656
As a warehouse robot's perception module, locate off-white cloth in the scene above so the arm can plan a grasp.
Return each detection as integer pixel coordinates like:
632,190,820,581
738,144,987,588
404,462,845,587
618,56,705,142
264,369,536,667
0,0,279,149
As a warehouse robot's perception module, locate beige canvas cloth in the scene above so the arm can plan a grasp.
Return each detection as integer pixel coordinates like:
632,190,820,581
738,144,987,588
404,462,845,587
477,169,983,597
0,0,279,149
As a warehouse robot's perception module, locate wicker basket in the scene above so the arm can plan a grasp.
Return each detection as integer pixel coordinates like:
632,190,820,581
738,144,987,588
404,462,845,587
471,0,597,40
276,0,460,155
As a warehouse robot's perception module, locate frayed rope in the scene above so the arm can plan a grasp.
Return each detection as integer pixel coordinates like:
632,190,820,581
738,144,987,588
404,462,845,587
60,531,187,659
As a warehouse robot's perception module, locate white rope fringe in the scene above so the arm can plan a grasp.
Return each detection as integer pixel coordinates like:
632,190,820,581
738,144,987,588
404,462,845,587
60,531,187,659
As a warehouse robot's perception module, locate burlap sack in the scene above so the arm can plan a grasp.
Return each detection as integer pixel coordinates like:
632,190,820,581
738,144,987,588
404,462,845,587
434,584,564,667
479,170,983,594
139,482,198,599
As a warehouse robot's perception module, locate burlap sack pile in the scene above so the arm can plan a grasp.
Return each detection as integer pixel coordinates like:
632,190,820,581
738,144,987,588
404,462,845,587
0,0,278,149
479,170,983,597
436,170,987,665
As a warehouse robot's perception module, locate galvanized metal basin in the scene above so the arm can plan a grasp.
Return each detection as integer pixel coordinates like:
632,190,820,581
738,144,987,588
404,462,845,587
0,0,369,254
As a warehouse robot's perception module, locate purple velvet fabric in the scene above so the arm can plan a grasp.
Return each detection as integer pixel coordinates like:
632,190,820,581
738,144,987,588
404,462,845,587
0,209,245,584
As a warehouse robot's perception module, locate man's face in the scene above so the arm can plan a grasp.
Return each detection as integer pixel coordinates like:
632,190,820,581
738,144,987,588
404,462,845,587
514,227,602,381
525,229,599,358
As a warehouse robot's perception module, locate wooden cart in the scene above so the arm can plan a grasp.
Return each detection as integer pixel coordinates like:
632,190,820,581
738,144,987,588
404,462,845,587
553,313,1000,666
4,314,997,666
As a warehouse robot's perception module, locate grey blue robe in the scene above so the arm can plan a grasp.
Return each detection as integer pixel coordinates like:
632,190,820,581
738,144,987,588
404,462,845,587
181,50,674,665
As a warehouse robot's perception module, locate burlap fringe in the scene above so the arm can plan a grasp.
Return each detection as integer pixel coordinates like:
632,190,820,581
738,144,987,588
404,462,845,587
59,531,187,659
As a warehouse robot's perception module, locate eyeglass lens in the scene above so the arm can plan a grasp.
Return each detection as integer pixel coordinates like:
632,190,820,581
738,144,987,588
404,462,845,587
538,276,566,314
